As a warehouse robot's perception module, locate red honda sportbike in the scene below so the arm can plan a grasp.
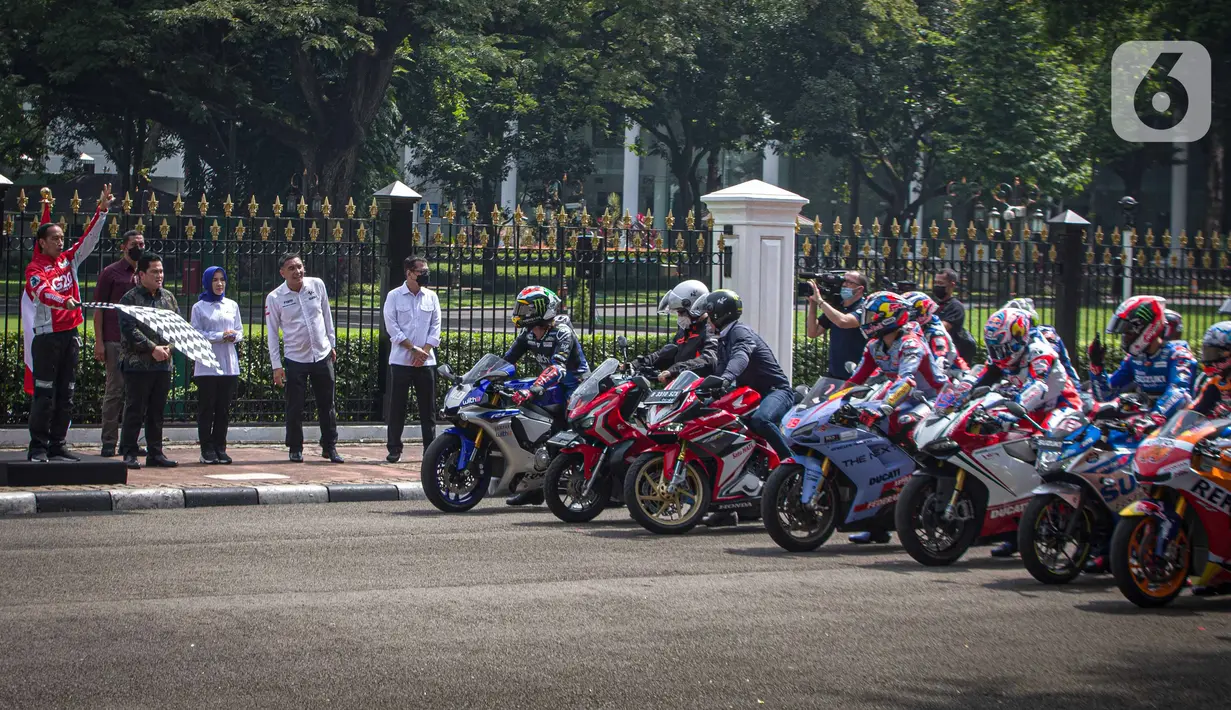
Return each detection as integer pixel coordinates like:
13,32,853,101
623,372,780,534
541,357,657,522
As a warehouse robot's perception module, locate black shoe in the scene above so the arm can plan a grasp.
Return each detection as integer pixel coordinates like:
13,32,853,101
28,450,48,463
990,540,1018,558
386,452,402,463
702,511,737,528
200,447,218,465
123,454,142,469
215,450,233,465
506,489,545,506
48,448,81,462
289,451,304,463
850,531,892,544
323,449,345,464
100,444,116,458
146,454,178,468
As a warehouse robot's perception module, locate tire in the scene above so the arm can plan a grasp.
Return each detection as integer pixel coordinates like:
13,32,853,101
1018,494,1093,585
895,474,980,566
623,452,711,535
420,433,491,513
544,452,612,523
1110,514,1190,608
761,463,840,552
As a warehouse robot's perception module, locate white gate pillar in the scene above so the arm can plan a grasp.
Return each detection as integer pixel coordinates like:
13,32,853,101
702,179,808,381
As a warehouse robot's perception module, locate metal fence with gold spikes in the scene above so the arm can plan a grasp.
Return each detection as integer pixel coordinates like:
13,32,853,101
791,213,1231,385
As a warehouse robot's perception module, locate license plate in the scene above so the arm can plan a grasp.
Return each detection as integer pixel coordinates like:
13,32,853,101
644,390,681,405
547,432,580,448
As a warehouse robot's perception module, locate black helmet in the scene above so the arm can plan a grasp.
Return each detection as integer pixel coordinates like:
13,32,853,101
695,288,742,331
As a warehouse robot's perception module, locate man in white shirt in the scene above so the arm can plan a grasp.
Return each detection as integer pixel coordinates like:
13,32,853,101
382,257,442,462
265,253,344,463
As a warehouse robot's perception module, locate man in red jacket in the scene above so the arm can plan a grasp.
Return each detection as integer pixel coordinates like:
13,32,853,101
23,185,113,461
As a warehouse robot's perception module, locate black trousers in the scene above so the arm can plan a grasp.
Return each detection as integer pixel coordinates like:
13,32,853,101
285,357,338,452
120,371,171,457
28,330,80,455
386,364,436,453
196,375,239,452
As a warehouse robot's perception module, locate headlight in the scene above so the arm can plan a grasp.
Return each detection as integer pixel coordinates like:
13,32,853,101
571,414,596,430
661,423,685,433
443,386,466,409
1036,450,1063,472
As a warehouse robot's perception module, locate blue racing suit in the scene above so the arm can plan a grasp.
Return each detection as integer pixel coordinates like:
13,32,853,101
502,315,590,398
1089,340,1197,421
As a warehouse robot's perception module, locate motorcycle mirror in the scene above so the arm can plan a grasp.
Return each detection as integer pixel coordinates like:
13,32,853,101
615,335,630,358
436,364,456,383
970,386,991,400
1002,401,1028,419
845,360,857,375
700,375,726,390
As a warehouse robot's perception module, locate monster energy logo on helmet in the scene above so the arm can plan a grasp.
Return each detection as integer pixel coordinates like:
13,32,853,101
512,285,560,327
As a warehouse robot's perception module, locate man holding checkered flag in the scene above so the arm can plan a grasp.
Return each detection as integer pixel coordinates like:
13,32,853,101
117,253,180,469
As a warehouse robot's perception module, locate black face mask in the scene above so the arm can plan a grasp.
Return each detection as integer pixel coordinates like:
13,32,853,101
932,284,949,300
415,270,431,286
127,246,143,261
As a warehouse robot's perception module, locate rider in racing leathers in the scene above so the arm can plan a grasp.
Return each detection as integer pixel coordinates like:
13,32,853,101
844,292,949,545
631,280,718,382
1004,297,1079,382
502,285,590,506
1087,295,1197,441
975,306,1082,557
902,291,968,374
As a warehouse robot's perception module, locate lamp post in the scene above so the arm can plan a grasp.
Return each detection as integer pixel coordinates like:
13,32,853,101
1119,195,1138,301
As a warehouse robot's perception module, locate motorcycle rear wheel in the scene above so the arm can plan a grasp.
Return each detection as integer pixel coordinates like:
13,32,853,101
762,464,839,552
1110,514,1190,608
544,452,612,523
1018,494,1093,585
895,474,979,566
421,433,490,513
624,452,711,535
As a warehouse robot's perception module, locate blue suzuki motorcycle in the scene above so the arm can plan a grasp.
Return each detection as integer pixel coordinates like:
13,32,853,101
423,354,567,513
761,376,922,552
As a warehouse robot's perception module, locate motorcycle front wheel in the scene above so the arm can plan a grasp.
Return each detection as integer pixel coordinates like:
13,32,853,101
1110,514,1190,608
895,474,980,566
544,452,612,523
1018,494,1094,584
762,463,840,552
421,433,491,513
624,452,711,535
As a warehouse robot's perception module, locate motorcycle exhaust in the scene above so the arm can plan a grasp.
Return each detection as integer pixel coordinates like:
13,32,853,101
533,446,552,472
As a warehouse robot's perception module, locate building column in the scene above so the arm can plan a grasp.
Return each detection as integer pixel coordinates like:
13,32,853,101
500,121,518,214
653,156,669,230
1170,141,1188,262
622,123,641,219
761,143,780,186
702,179,809,379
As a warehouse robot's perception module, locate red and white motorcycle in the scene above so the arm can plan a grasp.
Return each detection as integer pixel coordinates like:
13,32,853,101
895,380,1058,565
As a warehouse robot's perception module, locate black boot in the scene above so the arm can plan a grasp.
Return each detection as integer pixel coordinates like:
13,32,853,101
702,511,737,528
215,448,233,465
48,446,80,462
200,445,218,465
506,489,545,506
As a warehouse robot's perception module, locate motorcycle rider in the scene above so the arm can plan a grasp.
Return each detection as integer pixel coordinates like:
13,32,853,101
1193,322,1231,419
976,306,1082,557
502,285,591,506
1003,297,1079,382
844,291,948,544
1087,295,1196,441
902,291,968,374
694,288,794,527
630,280,718,382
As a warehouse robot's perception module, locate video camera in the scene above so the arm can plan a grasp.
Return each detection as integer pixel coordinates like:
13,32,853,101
797,270,845,302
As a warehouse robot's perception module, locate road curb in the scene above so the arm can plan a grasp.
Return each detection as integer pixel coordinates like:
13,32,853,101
0,482,425,516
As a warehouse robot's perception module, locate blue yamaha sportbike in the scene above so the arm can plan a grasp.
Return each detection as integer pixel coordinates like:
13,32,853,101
423,354,567,512
761,376,924,552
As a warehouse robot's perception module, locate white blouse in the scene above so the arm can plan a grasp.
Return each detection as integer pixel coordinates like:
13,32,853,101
190,297,243,376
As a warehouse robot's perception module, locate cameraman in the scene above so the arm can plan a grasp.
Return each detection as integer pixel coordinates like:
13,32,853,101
805,271,869,379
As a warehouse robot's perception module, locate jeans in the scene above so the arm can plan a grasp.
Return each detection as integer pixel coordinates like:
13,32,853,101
101,341,126,447
29,330,80,456
748,387,795,458
285,357,338,452
197,375,239,452
120,371,171,457
386,364,436,453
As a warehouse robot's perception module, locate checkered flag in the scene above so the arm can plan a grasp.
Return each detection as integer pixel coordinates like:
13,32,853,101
80,302,221,371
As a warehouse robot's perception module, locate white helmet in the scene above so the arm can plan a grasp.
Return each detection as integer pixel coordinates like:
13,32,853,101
657,280,709,317
1004,298,1038,323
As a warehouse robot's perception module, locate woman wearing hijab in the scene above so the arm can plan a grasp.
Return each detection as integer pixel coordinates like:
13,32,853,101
190,266,242,464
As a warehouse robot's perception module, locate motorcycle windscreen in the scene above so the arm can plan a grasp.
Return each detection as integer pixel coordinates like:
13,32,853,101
647,371,701,426
462,354,516,383
568,358,620,412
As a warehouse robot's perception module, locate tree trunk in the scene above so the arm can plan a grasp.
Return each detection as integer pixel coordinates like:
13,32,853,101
706,151,720,194
847,155,862,238
1205,125,1225,237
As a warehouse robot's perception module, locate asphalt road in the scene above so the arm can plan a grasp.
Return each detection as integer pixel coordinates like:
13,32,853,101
1,501,1229,710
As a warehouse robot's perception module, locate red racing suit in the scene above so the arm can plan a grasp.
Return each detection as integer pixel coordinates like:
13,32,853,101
974,339,1081,426
847,321,948,401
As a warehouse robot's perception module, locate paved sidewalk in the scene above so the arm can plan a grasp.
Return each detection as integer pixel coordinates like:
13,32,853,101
0,443,424,492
